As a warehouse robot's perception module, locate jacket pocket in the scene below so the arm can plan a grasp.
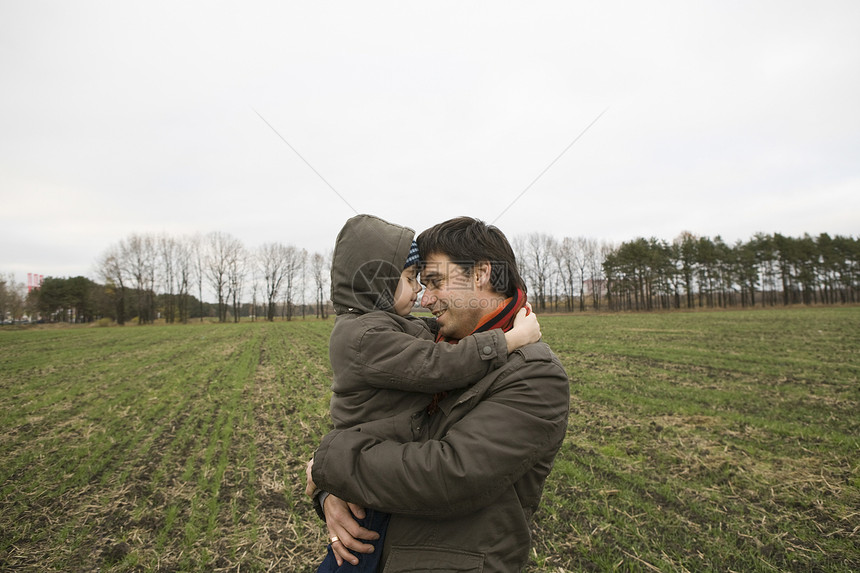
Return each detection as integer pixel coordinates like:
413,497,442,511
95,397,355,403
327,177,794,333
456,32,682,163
383,546,485,573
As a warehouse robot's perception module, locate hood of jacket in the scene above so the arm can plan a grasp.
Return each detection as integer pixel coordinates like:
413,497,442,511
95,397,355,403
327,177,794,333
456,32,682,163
330,214,415,315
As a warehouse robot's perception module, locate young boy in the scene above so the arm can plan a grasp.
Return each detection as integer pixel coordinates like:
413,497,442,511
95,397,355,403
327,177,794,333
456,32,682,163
310,214,540,571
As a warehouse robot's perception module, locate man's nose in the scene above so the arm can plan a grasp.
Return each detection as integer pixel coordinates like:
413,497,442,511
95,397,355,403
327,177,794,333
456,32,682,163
421,290,435,308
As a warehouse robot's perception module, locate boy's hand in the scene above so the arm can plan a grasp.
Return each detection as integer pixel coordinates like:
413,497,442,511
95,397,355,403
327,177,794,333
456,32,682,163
506,306,541,352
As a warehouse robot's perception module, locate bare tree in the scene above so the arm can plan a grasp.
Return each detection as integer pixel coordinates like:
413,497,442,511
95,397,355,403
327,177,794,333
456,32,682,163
122,234,157,324
158,234,179,323
249,265,260,322
175,236,194,323
516,233,556,312
227,242,247,323
258,242,290,322
283,246,303,321
205,231,243,322
274,246,304,321
572,237,593,312
555,238,577,312
587,241,609,310
298,248,308,319
97,245,128,324
581,238,608,311
311,251,330,319
191,234,206,321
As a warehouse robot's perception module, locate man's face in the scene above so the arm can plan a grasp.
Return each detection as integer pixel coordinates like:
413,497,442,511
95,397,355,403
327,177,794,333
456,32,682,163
420,253,484,340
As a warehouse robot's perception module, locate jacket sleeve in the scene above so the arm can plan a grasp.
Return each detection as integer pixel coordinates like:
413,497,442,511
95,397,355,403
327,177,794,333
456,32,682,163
313,348,570,518
346,321,510,393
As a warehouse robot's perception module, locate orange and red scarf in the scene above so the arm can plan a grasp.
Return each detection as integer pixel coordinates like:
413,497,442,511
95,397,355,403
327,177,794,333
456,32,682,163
427,288,527,414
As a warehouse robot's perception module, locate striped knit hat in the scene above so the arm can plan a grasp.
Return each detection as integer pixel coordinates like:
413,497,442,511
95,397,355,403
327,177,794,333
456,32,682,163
403,240,420,269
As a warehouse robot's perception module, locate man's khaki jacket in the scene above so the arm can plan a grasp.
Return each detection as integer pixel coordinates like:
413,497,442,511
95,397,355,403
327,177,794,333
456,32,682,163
314,338,570,572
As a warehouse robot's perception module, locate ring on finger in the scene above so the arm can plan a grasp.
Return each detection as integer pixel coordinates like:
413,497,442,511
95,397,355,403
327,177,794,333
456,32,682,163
330,535,340,544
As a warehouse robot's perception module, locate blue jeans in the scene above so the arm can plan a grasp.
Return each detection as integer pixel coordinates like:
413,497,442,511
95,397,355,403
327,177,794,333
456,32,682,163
315,509,390,573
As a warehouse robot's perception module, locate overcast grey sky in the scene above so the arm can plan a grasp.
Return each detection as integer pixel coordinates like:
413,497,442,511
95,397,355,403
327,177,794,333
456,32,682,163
2,1,858,286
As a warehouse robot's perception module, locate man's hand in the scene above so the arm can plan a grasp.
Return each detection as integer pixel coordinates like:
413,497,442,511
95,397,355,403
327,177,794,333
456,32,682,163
323,494,380,566
306,458,379,566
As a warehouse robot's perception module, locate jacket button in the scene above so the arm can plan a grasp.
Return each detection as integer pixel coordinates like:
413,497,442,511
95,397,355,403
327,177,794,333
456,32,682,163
482,345,493,355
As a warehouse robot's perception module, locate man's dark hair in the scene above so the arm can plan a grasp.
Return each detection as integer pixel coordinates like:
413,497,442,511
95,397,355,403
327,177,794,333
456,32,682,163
416,216,527,298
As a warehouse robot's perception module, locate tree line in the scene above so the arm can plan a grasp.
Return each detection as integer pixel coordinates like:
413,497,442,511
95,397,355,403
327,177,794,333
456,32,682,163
2,232,332,325
96,232,332,324
513,232,859,312
3,230,858,325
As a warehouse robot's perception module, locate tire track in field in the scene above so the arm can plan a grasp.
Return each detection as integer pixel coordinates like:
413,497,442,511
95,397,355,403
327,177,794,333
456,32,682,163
247,322,333,571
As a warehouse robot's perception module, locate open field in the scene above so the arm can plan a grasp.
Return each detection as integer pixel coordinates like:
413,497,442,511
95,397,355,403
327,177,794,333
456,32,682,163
1,307,858,572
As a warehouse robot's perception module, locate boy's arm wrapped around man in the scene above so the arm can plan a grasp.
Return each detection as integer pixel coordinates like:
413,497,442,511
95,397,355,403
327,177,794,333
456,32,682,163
332,313,509,394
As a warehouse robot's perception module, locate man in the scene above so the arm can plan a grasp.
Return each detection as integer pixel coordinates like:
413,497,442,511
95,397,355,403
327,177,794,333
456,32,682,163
309,217,570,572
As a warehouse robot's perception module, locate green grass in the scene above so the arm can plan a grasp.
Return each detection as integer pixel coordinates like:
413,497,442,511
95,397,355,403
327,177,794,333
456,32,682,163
0,308,858,572
535,307,859,572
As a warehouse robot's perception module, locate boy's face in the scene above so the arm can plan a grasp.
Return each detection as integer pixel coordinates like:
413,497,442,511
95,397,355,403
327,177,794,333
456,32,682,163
393,265,421,316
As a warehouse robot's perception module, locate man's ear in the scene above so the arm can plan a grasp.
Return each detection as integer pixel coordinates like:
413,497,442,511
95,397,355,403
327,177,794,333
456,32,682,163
474,261,492,289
